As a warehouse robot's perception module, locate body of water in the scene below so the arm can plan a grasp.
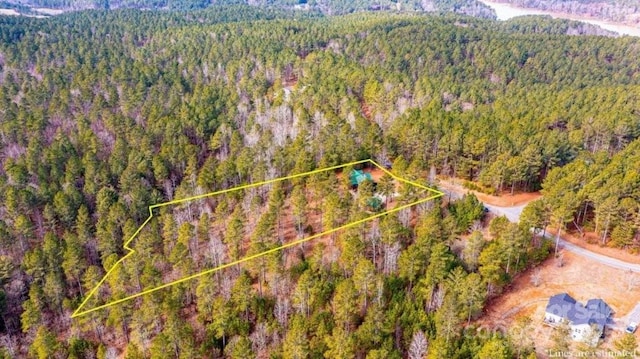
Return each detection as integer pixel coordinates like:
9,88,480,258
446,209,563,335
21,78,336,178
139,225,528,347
479,0,640,37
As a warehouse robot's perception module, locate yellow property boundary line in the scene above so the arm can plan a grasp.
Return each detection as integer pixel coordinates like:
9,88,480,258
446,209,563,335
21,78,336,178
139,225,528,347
72,159,444,318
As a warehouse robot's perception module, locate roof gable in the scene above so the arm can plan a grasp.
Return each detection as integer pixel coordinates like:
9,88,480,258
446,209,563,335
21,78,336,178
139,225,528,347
546,293,576,309
586,299,613,317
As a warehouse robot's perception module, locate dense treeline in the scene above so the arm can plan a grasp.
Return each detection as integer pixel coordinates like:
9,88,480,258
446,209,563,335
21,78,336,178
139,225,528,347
6,0,497,17
502,15,617,36
531,138,640,251
502,0,640,25
7,0,210,10
0,7,638,358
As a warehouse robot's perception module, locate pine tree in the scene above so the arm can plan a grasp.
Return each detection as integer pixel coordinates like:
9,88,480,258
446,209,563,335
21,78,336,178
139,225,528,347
283,315,309,359
614,333,638,357
332,278,358,330
291,184,308,239
29,326,64,359
378,173,395,207
352,258,376,311
477,336,512,359
324,326,356,359
459,272,486,325
550,321,571,354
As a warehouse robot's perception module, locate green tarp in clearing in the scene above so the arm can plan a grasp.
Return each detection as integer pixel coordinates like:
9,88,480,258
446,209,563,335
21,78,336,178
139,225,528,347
350,169,373,186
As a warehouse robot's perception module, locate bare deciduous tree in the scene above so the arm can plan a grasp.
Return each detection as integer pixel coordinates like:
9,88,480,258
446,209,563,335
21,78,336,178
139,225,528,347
625,269,640,291
250,322,269,354
530,268,542,287
398,207,411,228
430,285,446,312
408,330,429,359
274,296,290,327
383,242,401,275
555,252,565,268
208,233,227,282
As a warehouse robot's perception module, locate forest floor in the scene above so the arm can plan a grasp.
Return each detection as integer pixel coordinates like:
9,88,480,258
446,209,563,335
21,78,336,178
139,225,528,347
367,167,386,182
476,251,640,358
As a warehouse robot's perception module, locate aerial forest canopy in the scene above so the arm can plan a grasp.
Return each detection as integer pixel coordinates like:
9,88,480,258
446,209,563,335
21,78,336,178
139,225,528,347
3,0,497,18
0,6,639,358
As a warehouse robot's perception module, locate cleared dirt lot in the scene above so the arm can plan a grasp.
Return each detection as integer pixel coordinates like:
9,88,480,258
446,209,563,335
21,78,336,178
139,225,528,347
437,177,542,207
476,251,640,358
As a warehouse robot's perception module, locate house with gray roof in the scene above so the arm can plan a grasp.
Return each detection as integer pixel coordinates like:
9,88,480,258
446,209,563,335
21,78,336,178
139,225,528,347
544,293,613,344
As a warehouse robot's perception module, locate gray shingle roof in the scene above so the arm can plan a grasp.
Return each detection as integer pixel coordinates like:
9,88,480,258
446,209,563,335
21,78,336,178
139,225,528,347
549,293,576,305
545,293,612,331
586,299,613,318
545,293,576,313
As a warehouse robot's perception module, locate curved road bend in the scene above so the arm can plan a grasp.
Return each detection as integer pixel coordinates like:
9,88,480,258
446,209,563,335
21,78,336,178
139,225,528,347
441,187,640,273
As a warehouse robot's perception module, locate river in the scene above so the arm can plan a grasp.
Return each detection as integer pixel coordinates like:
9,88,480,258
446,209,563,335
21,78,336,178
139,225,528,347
478,0,640,37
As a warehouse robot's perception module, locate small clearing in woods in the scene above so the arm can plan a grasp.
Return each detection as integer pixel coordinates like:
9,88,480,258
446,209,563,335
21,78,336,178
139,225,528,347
437,177,542,207
473,189,541,207
476,251,640,357
335,167,388,185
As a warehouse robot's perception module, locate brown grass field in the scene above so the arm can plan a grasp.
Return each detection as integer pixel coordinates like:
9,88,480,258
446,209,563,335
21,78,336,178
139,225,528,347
476,251,640,357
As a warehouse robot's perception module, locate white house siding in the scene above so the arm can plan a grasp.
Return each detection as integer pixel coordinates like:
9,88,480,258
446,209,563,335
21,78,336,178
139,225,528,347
544,313,564,325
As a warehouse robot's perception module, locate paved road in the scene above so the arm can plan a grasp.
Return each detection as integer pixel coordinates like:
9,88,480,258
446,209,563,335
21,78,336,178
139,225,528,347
483,203,527,223
439,185,640,273
547,234,640,273
439,186,527,222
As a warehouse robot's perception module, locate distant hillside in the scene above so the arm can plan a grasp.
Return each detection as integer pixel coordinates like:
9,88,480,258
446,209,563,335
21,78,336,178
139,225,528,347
495,0,640,25
2,0,497,18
